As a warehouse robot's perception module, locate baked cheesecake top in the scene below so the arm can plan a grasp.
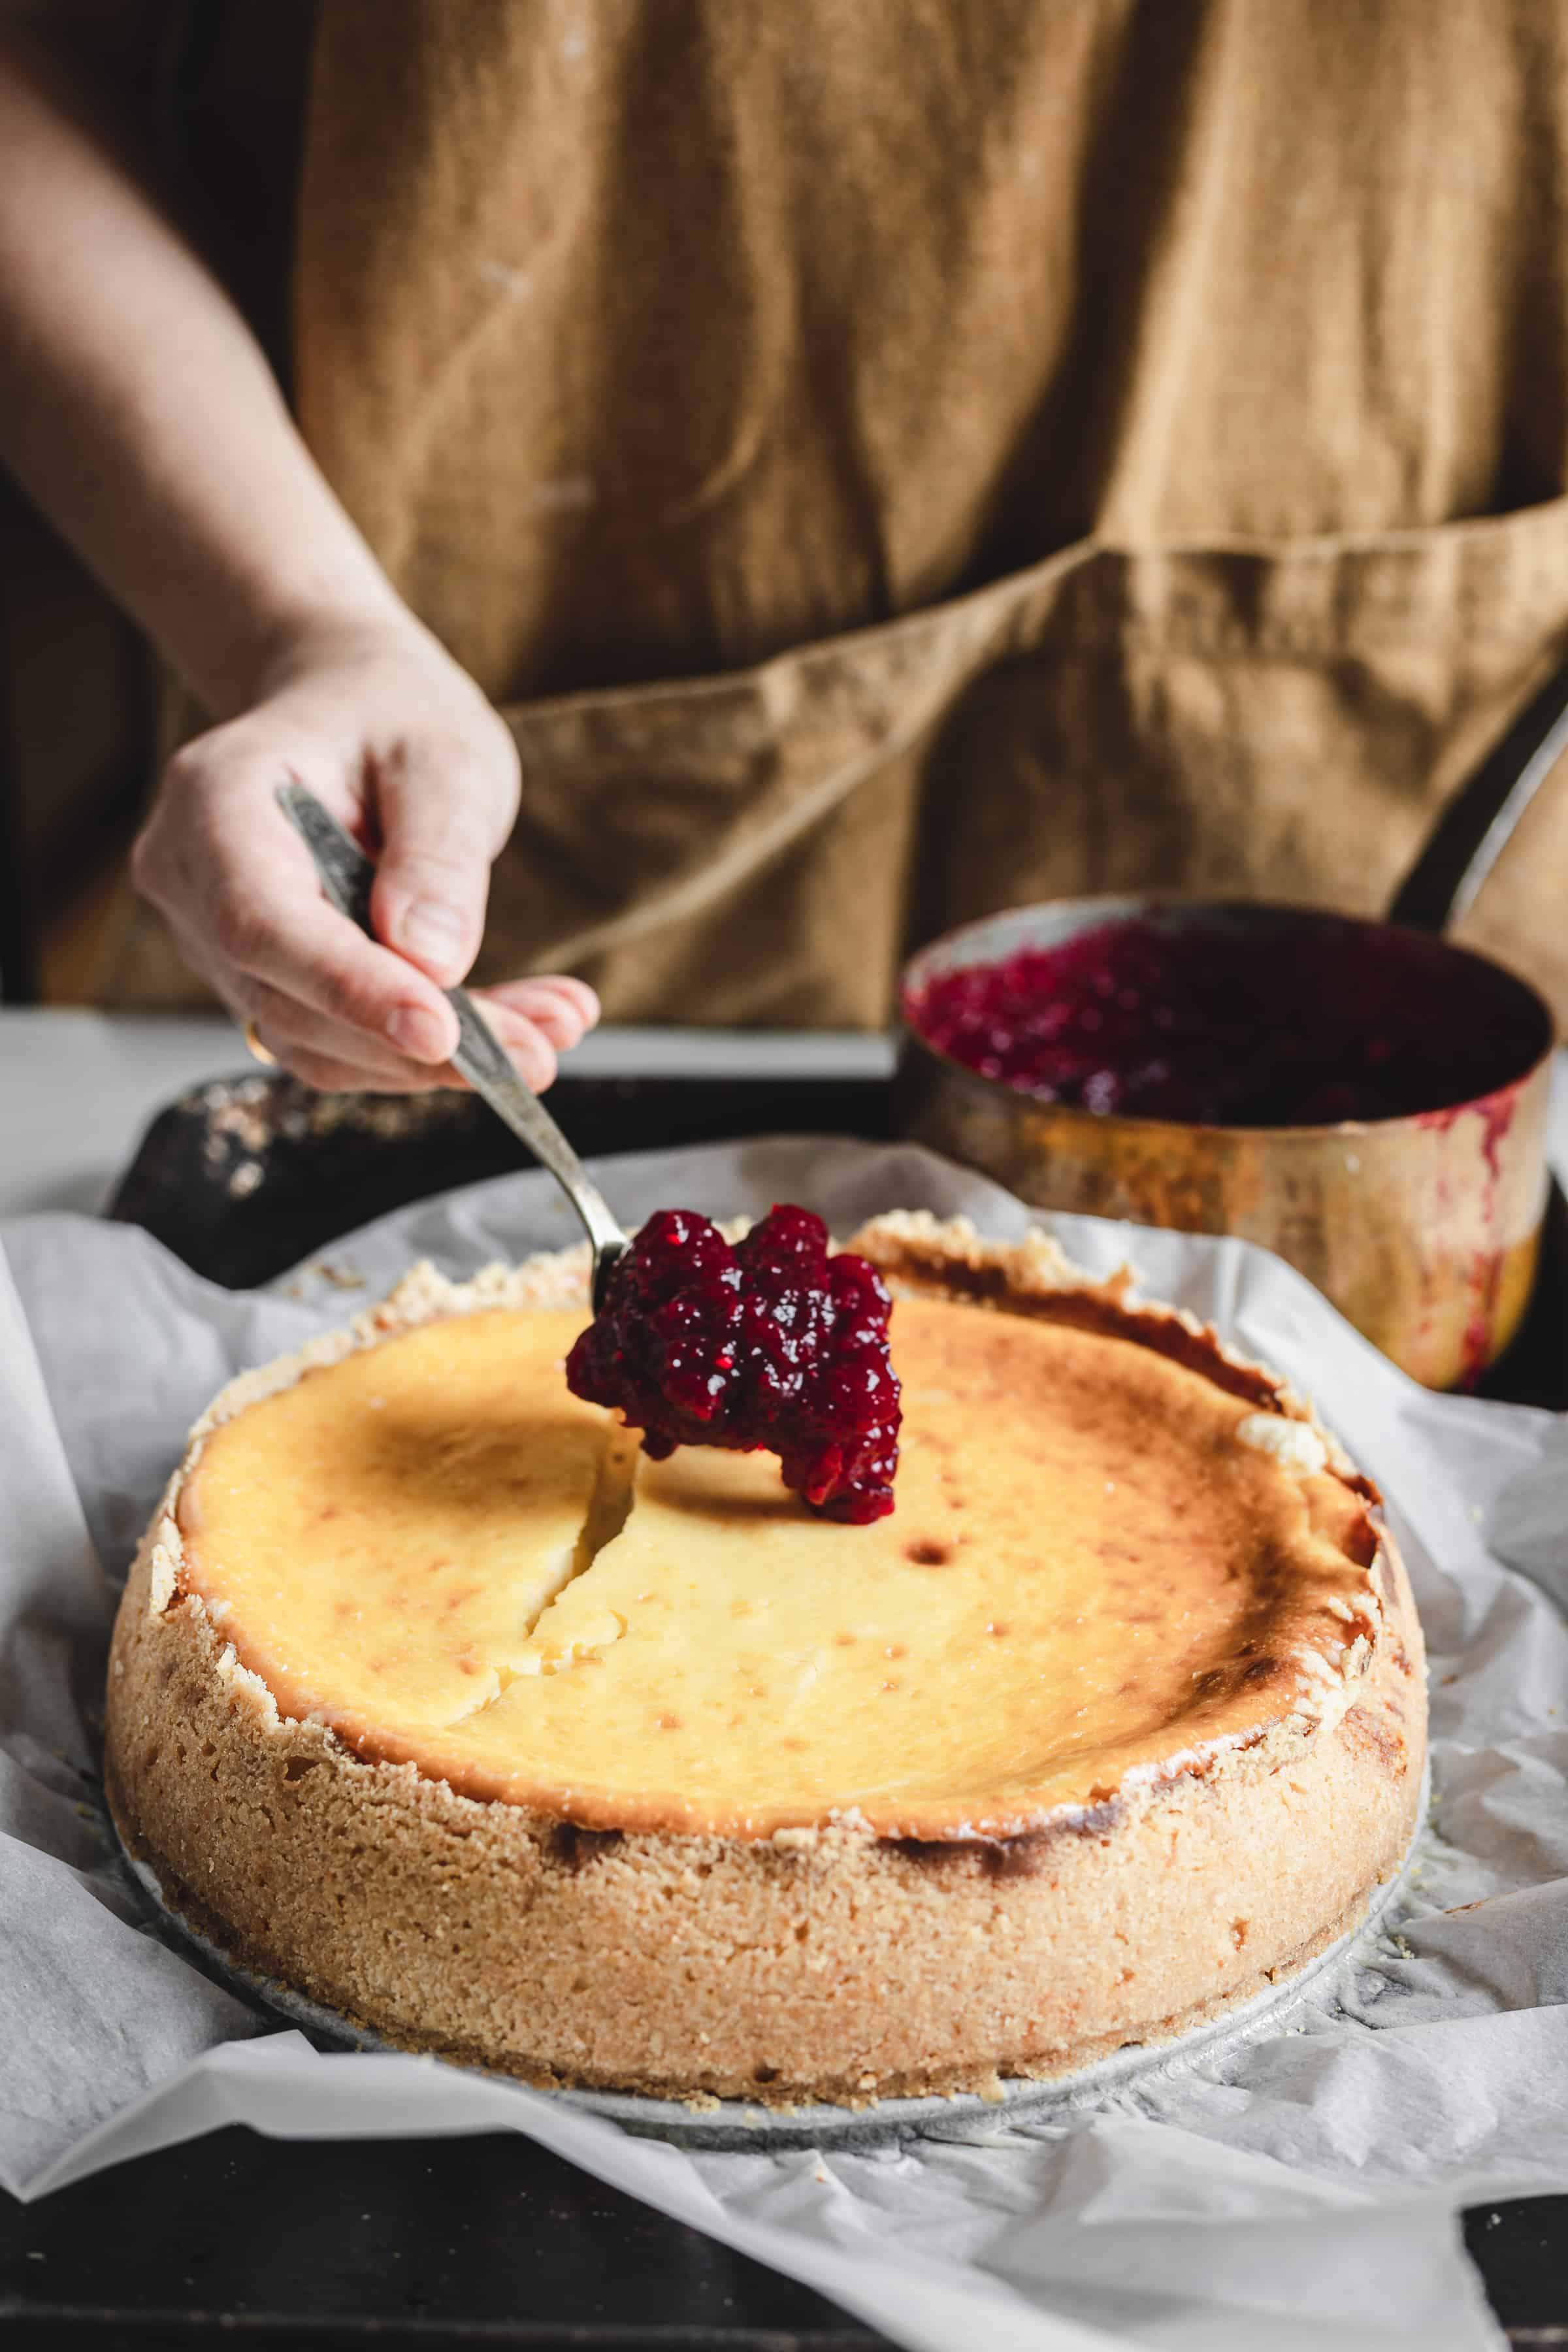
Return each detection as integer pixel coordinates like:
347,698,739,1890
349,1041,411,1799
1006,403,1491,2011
172,1233,1384,1840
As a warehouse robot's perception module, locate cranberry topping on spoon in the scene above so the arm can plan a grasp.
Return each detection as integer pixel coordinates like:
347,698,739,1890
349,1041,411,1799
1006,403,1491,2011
565,1205,901,1522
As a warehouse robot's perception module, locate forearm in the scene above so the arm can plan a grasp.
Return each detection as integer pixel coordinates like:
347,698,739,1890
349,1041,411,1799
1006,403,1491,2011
0,22,407,717
0,15,591,1094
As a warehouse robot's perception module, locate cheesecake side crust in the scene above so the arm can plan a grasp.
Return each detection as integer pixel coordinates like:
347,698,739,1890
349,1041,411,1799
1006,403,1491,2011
106,1544,1421,2103
104,1218,1426,2105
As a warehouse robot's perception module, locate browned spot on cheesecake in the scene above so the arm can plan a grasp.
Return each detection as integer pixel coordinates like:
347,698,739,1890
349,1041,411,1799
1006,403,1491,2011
872,1243,1283,1411
885,1798,1124,1880
1345,1515,1380,1569
549,1823,625,1871
1340,1703,1407,1775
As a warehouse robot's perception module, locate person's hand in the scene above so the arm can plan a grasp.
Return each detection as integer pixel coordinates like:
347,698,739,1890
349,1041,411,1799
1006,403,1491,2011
131,616,598,1092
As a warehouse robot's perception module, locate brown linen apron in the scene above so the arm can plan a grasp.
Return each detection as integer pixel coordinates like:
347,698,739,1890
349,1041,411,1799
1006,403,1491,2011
105,0,1568,1028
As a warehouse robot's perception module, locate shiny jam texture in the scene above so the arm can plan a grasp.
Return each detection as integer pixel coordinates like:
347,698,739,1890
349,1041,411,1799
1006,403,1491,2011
907,919,1544,1126
565,1206,902,1522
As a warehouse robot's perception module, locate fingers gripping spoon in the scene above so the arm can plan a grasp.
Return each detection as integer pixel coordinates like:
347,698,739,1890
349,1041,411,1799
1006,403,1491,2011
276,782,629,1307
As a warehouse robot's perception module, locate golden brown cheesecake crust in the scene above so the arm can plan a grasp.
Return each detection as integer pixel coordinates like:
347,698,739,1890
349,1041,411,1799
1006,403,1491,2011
105,1217,1426,2105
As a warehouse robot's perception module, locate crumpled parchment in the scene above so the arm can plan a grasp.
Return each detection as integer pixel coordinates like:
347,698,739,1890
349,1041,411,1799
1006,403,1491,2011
3,1135,1565,2352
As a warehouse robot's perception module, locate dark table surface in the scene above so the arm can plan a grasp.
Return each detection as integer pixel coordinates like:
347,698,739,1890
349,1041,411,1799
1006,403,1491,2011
3,1070,1564,2350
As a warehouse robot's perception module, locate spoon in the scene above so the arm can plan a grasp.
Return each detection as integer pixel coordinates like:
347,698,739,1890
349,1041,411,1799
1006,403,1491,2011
276,781,628,1307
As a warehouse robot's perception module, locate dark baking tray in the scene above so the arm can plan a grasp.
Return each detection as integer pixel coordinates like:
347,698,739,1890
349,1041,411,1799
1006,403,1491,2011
106,1070,892,1290
3,1066,1558,2346
4,2128,1566,2350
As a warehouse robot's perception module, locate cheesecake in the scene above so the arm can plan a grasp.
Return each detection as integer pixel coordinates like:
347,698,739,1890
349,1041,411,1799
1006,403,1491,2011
105,1214,1425,2104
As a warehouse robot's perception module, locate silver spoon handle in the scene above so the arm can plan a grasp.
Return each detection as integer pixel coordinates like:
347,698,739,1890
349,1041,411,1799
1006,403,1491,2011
276,781,627,1275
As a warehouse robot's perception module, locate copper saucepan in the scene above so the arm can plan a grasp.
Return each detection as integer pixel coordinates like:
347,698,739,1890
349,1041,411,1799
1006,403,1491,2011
896,659,1568,1390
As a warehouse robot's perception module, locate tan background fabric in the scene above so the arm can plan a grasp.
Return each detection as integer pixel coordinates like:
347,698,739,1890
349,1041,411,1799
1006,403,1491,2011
102,0,1568,1026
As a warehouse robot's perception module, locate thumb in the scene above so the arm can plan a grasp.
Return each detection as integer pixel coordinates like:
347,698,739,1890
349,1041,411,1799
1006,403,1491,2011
369,742,504,987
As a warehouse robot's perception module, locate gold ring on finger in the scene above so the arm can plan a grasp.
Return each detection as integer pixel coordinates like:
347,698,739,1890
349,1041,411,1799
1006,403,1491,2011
243,1017,277,1067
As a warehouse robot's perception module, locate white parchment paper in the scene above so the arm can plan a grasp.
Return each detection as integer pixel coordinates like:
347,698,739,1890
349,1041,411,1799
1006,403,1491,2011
3,1135,1567,2351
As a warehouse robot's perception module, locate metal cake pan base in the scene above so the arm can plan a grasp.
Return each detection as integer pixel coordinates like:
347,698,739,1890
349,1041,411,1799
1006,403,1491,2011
108,1776,1428,2153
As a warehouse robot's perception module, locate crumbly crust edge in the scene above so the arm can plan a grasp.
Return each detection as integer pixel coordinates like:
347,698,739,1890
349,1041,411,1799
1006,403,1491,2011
133,1213,1394,1839
106,1530,1426,2104
106,1215,1427,2103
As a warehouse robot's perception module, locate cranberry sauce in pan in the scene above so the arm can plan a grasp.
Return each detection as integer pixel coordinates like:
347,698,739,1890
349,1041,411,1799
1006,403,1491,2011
905,917,1548,1128
567,1206,902,1522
